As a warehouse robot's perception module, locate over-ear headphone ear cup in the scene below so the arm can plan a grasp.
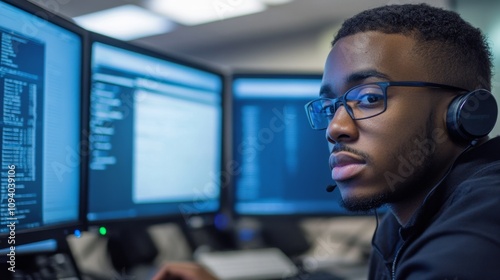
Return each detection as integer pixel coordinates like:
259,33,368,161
446,89,498,142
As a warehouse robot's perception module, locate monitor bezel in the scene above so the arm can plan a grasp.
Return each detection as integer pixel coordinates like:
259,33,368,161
85,32,228,231
0,0,89,246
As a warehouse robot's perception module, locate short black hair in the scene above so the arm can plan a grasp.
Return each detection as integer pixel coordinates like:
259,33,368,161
332,4,493,91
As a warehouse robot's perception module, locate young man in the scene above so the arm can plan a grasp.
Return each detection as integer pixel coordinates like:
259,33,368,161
153,4,500,280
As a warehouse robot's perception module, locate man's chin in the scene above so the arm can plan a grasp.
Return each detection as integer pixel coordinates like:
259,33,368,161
340,193,388,213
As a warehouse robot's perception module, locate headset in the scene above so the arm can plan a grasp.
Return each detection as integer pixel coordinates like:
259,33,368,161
446,89,498,143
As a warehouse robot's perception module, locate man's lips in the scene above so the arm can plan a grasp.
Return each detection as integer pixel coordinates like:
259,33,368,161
329,152,366,181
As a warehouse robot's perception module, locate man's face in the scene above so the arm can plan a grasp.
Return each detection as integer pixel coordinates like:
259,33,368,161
323,31,457,211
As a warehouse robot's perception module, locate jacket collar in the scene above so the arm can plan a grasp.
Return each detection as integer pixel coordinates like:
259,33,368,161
372,136,500,258
401,137,500,237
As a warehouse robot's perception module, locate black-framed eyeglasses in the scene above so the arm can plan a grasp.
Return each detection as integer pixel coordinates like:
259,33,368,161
304,81,467,130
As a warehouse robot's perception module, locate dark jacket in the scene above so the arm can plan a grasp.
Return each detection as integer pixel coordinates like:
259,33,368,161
369,136,500,280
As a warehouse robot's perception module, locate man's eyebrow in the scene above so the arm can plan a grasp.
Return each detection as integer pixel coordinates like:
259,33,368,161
345,69,391,84
320,69,391,97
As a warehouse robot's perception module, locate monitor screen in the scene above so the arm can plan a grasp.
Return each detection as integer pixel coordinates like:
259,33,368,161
0,0,84,241
232,74,351,216
87,35,223,225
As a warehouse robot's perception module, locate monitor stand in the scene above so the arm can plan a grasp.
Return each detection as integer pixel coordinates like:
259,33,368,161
231,217,311,257
255,218,311,257
107,227,158,271
179,217,236,253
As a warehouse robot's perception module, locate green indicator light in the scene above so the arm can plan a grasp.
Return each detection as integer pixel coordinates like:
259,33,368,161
99,226,107,236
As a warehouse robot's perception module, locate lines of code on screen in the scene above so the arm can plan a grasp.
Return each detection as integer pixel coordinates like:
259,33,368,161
0,28,45,233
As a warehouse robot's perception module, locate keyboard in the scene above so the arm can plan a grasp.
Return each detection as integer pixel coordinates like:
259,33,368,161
195,248,299,280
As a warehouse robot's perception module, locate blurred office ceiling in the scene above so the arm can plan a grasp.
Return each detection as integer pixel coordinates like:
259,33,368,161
30,0,450,55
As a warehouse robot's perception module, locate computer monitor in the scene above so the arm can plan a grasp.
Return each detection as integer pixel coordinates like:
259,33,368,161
86,33,224,231
0,0,86,247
